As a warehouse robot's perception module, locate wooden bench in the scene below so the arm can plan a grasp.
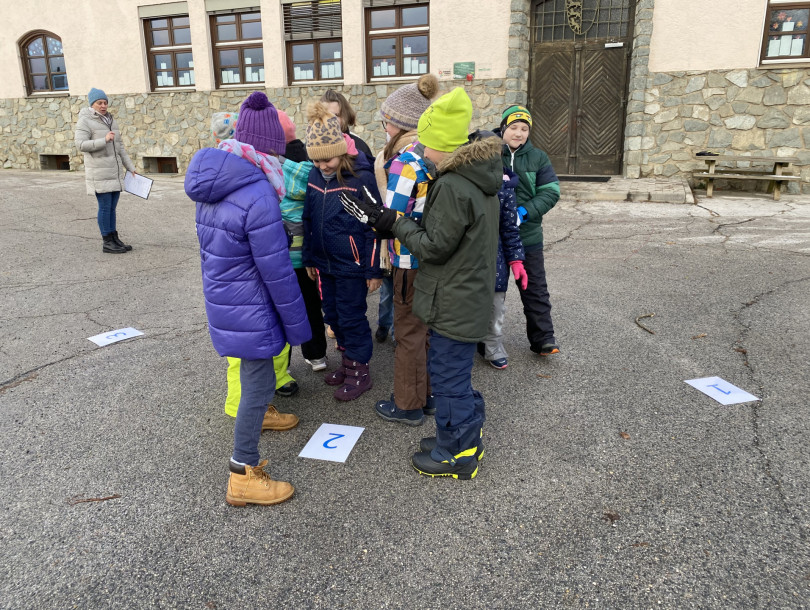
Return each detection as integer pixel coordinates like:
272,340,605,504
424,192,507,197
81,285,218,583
692,153,801,200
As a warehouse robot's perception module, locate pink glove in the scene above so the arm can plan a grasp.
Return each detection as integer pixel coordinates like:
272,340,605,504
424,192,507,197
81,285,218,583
343,133,358,156
509,260,528,290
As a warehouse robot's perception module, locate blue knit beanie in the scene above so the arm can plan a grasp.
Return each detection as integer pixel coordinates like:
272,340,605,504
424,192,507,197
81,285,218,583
233,91,285,155
88,88,108,106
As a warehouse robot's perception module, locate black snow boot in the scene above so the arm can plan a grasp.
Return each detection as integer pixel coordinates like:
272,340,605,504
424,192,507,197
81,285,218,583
112,231,132,251
103,233,127,254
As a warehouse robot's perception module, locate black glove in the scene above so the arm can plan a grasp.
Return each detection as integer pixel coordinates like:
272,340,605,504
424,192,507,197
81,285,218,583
340,186,397,232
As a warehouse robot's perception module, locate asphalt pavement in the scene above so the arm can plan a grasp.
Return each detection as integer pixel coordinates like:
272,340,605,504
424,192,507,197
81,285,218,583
0,169,808,608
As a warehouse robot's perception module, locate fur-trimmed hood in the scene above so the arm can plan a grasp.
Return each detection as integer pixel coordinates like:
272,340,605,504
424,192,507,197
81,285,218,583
437,136,503,196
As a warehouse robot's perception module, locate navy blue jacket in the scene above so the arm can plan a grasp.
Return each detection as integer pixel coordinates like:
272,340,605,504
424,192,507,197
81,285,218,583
302,153,382,279
495,168,525,292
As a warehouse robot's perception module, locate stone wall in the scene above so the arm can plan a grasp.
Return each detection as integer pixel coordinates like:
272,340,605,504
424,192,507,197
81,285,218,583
0,80,515,173
625,0,808,193
625,67,810,193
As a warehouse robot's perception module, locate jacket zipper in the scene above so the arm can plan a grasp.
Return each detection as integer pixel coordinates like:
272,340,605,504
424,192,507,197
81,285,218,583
320,186,329,274
101,113,122,190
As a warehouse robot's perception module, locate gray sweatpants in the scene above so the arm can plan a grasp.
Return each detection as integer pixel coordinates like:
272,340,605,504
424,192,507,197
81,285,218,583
482,292,508,361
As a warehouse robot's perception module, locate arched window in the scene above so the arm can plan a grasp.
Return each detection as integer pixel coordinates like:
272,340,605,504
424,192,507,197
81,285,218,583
20,31,69,94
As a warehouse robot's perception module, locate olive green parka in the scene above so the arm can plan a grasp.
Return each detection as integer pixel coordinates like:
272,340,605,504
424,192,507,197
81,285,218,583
393,136,503,342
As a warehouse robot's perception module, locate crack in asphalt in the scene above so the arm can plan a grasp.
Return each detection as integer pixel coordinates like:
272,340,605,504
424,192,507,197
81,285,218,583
732,275,810,541
0,325,208,392
0,256,200,294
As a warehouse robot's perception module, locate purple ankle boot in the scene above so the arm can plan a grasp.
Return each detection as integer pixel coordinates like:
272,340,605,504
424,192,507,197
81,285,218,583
325,354,351,386
334,360,372,401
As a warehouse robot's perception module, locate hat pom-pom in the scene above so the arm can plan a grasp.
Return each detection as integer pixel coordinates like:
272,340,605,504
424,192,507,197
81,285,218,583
417,74,439,100
243,91,271,110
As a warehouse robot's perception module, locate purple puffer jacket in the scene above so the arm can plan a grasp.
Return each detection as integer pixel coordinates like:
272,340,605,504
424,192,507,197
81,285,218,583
186,147,311,359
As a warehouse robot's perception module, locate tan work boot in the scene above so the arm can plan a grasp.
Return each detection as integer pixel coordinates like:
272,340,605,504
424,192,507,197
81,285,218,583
262,404,299,431
226,460,294,507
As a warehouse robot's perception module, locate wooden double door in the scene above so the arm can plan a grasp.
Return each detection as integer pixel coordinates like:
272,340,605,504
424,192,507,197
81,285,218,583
528,0,635,175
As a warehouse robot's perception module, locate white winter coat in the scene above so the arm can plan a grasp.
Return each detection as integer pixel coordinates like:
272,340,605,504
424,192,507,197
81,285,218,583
74,106,136,195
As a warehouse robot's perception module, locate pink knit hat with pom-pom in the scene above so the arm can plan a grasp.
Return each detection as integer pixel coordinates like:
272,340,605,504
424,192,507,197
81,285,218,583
233,91,285,154
277,110,297,143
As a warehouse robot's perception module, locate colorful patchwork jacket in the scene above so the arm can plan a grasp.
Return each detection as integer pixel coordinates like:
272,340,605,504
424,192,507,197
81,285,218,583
280,157,313,269
383,141,433,269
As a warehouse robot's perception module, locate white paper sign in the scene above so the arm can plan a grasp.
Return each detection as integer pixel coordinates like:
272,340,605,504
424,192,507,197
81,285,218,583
685,376,759,405
88,327,144,347
124,173,153,199
298,423,364,463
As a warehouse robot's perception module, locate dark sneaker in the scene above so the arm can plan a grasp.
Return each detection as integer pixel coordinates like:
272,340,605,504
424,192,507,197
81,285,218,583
489,357,508,369
419,437,485,461
539,342,560,356
375,326,389,342
275,380,299,397
375,397,424,426
531,341,561,356
411,450,479,480
423,394,436,416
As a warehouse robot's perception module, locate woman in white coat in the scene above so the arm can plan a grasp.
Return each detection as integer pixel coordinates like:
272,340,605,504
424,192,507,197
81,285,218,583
74,88,137,253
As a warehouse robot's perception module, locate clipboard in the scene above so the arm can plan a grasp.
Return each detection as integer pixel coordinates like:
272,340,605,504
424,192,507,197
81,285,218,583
124,173,153,199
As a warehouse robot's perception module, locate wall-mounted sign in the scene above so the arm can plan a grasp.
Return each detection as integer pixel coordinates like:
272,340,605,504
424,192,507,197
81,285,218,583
453,61,475,80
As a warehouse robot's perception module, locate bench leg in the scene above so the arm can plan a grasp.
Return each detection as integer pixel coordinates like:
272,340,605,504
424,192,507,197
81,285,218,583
706,178,714,197
773,180,781,201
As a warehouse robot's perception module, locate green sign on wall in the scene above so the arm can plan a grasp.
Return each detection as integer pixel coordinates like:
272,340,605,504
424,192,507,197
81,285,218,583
453,61,475,80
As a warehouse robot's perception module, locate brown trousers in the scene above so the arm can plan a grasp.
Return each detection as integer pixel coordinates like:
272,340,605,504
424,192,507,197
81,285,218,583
393,267,431,411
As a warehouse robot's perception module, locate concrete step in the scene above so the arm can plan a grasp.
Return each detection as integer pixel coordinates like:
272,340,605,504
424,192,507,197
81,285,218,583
560,176,695,204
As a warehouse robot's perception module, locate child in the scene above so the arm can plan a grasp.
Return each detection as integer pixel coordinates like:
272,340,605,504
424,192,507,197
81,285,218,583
302,102,382,401
341,88,502,479
497,105,561,356
276,110,329,373
186,91,311,506
209,111,299,412
477,165,528,370
321,89,374,161
371,73,439,426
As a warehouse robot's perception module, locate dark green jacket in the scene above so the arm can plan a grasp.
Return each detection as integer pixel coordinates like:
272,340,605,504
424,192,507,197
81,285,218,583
393,137,502,342
502,139,560,248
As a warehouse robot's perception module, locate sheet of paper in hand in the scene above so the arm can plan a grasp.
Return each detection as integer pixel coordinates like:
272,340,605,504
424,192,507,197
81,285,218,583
124,173,153,199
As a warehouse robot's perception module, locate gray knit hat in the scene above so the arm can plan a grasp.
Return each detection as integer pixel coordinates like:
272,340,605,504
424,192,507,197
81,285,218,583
380,74,439,131
211,111,238,144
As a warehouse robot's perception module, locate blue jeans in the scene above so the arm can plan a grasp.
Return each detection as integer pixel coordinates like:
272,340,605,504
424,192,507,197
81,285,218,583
378,274,394,334
428,330,485,463
232,358,276,466
96,191,120,236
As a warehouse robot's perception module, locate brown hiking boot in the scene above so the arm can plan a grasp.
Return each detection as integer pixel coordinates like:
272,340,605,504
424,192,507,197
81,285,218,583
262,404,299,431
226,460,294,507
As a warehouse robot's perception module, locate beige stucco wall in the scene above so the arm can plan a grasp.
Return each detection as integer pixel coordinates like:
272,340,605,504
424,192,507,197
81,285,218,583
649,0,767,72
0,0,511,100
430,0,510,81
